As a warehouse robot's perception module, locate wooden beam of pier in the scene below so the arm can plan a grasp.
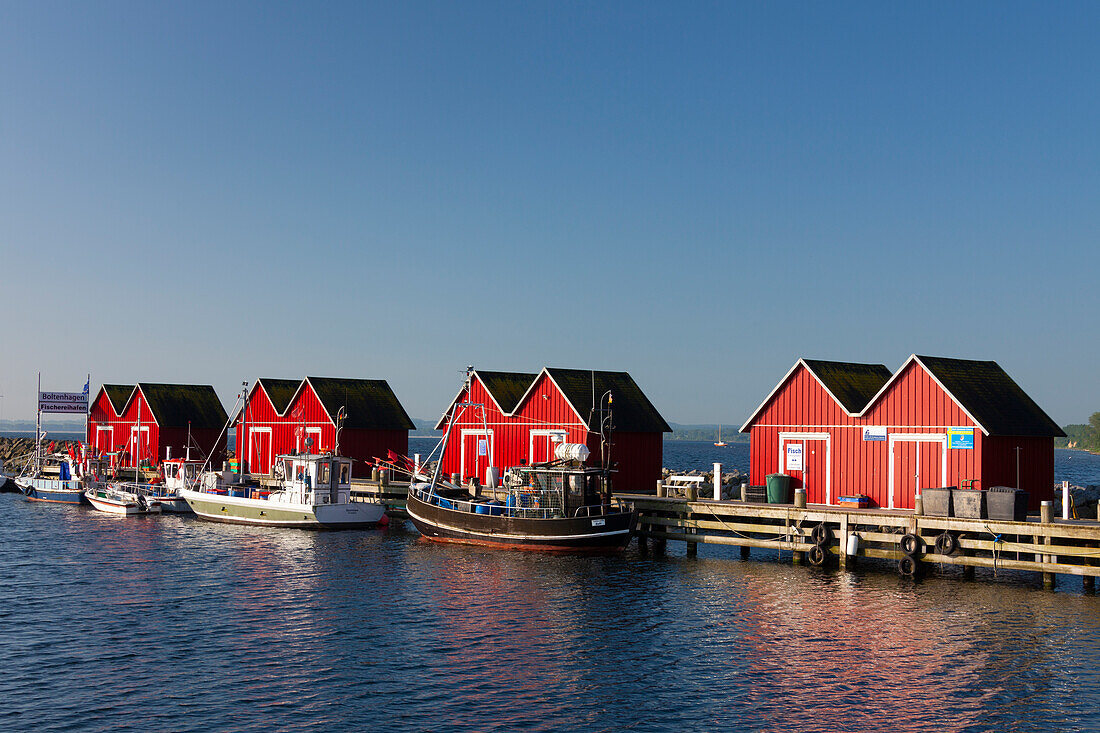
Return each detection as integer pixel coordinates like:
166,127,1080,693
623,493,1100,584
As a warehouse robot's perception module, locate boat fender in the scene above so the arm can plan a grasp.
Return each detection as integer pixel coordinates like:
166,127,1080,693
137,494,148,511
811,523,832,546
900,533,924,557
377,514,390,527
935,532,959,556
898,555,918,577
807,545,826,567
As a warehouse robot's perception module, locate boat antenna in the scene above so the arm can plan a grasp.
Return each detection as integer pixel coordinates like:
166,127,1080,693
198,382,248,482
334,406,346,456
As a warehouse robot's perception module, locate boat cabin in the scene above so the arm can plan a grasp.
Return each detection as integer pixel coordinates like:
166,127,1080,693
162,458,205,491
273,453,353,506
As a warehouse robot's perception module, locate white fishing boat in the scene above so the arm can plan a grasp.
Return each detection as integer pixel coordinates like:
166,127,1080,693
181,452,386,529
85,484,162,515
140,455,205,512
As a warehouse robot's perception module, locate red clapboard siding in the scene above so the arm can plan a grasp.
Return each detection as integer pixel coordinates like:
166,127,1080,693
438,372,663,493
746,358,1056,510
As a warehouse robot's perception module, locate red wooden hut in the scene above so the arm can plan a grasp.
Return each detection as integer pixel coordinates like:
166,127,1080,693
88,384,135,458
740,355,1065,510
235,376,413,477
87,383,228,468
435,368,671,492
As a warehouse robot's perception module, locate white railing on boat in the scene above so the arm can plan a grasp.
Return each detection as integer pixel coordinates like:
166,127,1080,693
410,484,631,520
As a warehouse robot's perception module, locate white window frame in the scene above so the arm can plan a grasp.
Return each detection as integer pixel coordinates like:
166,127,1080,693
778,431,831,504
298,427,324,453
249,427,273,474
95,426,113,454
887,433,948,510
460,429,493,479
129,426,152,465
528,429,568,463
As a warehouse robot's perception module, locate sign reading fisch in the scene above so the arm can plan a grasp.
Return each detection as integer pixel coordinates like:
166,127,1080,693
948,428,974,450
785,443,804,471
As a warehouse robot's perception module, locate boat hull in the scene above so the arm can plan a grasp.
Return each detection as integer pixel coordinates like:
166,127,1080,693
406,491,634,552
85,490,161,515
17,477,86,504
180,489,385,529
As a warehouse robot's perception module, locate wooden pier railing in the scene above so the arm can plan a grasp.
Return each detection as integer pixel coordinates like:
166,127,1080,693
620,493,1100,591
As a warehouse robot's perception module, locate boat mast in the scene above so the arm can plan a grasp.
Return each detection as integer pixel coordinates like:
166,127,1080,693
35,371,41,473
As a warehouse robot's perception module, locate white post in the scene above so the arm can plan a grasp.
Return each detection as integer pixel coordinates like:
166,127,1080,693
713,462,722,501
414,453,421,479
1063,480,1070,520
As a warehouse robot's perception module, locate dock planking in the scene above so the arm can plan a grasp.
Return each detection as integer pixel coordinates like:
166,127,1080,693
621,493,1100,589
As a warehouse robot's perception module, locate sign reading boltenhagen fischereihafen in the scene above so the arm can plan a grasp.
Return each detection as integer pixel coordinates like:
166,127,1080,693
38,391,88,413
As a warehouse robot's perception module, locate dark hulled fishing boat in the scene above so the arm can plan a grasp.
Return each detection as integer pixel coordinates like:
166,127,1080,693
406,463,634,551
402,382,635,551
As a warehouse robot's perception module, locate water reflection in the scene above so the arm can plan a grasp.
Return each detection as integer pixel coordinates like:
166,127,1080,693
2,495,1099,733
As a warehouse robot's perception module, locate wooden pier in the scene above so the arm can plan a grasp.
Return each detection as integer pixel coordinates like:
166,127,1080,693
621,492,1100,591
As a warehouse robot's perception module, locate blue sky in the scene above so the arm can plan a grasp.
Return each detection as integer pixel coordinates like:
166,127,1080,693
2,2,1098,426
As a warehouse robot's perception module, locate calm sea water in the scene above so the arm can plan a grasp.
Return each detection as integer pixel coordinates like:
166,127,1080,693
2,494,1099,732
2,439,1099,731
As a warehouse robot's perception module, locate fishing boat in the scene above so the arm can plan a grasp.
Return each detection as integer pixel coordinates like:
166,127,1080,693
16,374,94,503
140,455,204,512
16,452,88,504
403,393,635,552
85,484,161,515
714,424,727,447
180,452,386,529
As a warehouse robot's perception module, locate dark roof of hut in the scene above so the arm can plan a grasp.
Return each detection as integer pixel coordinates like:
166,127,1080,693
914,356,1065,437
305,377,414,431
137,383,228,429
103,384,135,415
257,378,301,414
544,368,672,432
476,371,539,413
802,360,893,414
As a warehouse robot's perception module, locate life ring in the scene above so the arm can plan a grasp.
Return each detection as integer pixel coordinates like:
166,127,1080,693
900,533,924,557
807,545,826,567
898,555,918,577
935,532,959,556
811,523,832,546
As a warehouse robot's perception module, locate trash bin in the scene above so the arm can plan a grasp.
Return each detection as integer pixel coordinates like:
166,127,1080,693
952,488,987,519
986,486,1029,522
765,473,791,504
921,487,954,517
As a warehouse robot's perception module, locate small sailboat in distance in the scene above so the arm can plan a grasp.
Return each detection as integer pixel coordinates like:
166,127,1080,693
714,424,727,447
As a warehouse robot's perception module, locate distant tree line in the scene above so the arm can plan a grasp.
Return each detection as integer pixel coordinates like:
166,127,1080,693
1058,413,1100,452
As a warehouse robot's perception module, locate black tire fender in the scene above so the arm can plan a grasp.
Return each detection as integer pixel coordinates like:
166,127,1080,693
811,523,832,546
935,532,959,556
900,533,924,557
807,545,826,567
898,555,918,577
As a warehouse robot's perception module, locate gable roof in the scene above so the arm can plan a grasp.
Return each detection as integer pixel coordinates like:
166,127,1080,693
802,360,893,413
542,368,672,432
136,383,228,429
102,384,135,415
305,377,414,431
433,370,538,429
257,378,300,414
476,371,539,413
740,359,891,431
860,355,1064,437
